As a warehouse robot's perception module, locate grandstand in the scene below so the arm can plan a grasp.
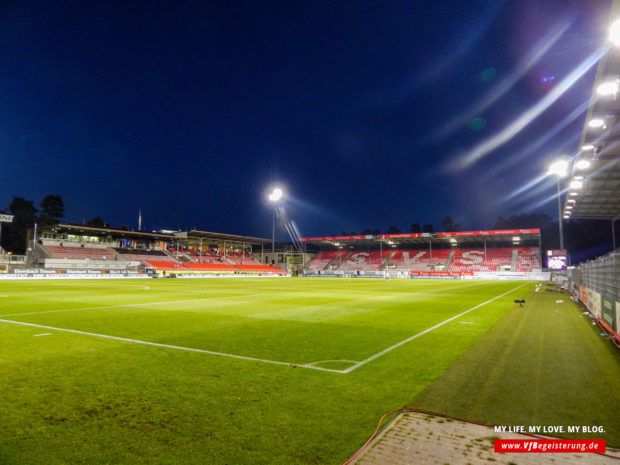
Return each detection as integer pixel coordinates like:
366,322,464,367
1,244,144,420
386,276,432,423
301,229,543,277
33,224,286,275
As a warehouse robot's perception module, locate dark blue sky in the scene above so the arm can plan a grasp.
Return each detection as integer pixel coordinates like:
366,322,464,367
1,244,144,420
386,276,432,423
0,0,609,240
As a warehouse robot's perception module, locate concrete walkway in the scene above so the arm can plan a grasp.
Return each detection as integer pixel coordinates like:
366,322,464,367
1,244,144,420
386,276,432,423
348,411,620,465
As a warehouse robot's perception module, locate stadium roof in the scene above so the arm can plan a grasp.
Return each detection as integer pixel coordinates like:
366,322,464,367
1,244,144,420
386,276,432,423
44,225,271,244
300,229,541,247
49,224,176,240
176,230,272,245
569,0,620,221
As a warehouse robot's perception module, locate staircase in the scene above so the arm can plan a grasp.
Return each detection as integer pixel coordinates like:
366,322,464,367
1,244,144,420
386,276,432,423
444,250,456,269
380,251,396,270
332,251,352,270
511,249,519,271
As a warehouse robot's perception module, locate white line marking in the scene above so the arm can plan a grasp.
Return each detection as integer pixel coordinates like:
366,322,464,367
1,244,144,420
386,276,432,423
342,283,529,373
306,359,360,367
0,318,343,374
0,293,266,318
33,333,51,337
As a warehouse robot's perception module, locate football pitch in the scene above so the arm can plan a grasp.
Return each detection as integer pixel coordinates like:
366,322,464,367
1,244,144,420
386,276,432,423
1,278,618,464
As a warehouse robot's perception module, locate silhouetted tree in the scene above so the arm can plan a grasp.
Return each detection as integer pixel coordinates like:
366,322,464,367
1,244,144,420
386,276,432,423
372,229,381,236
387,225,401,234
410,223,421,233
441,216,460,232
4,197,38,253
361,229,372,235
39,195,64,224
87,216,107,228
422,224,434,233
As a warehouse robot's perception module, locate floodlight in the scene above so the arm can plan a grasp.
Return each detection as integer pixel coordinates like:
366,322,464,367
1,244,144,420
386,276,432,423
581,144,595,151
610,18,620,46
569,192,579,196
567,198,576,203
512,236,521,241
565,205,573,209
563,215,570,219
597,79,619,97
268,187,284,202
575,159,591,170
569,180,583,189
573,175,584,180
588,118,605,128
547,159,569,178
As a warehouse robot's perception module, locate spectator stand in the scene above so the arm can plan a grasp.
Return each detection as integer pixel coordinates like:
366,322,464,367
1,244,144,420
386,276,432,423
300,229,543,279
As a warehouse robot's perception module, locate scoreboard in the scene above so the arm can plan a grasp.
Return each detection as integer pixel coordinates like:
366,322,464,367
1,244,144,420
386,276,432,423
547,249,567,270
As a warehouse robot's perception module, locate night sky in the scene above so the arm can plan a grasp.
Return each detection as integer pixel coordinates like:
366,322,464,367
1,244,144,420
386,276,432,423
0,0,609,240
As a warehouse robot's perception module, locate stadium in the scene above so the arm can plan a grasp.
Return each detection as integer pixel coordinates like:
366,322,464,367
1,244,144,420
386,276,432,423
1,2,620,465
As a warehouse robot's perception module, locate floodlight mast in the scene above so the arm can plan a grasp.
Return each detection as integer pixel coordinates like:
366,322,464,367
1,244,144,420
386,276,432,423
547,159,568,250
267,187,284,253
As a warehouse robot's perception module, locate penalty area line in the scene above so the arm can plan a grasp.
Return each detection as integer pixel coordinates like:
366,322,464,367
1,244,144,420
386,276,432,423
0,318,344,374
342,282,530,374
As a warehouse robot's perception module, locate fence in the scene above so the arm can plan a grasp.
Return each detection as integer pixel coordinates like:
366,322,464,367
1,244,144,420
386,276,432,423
567,250,619,343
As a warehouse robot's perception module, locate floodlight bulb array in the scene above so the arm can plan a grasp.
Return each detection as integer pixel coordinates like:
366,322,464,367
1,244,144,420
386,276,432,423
597,80,619,96
268,188,284,202
548,159,569,178
588,118,605,128
610,18,620,46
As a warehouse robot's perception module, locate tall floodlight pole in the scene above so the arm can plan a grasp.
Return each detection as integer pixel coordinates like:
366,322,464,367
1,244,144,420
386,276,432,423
267,187,284,254
547,159,569,250
556,177,564,250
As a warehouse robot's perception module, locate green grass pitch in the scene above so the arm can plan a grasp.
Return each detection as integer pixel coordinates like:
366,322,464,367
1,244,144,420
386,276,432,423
0,278,618,464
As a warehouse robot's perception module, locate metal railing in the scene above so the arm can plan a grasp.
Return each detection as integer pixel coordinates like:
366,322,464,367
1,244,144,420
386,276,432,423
567,250,619,301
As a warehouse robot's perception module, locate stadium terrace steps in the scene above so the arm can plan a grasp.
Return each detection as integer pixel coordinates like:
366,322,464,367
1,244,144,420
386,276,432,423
113,248,176,262
336,250,391,271
449,248,514,272
225,254,263,266
511,248,518,271
45,245,118,261
306,251,340,271
516,247,541,271
380,251,396,270
385,249,452,271
307,247,542,273
445,249,455,268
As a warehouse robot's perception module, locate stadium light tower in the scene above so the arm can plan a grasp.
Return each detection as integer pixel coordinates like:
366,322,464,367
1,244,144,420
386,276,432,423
547,159,569,250
267,186,284,253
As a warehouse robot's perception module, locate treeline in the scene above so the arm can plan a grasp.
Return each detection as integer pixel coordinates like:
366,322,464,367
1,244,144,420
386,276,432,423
0,195,108,254
340,216,459,236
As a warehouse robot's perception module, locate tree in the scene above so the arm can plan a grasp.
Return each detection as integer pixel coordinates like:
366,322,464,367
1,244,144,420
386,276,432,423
87,216,107,228
361,229,372,235
4,197,38,253
372,229,381,235
410,223,421,233
387,225,401,234
39,195,64,227
422,224,434,233
441,216,460,232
